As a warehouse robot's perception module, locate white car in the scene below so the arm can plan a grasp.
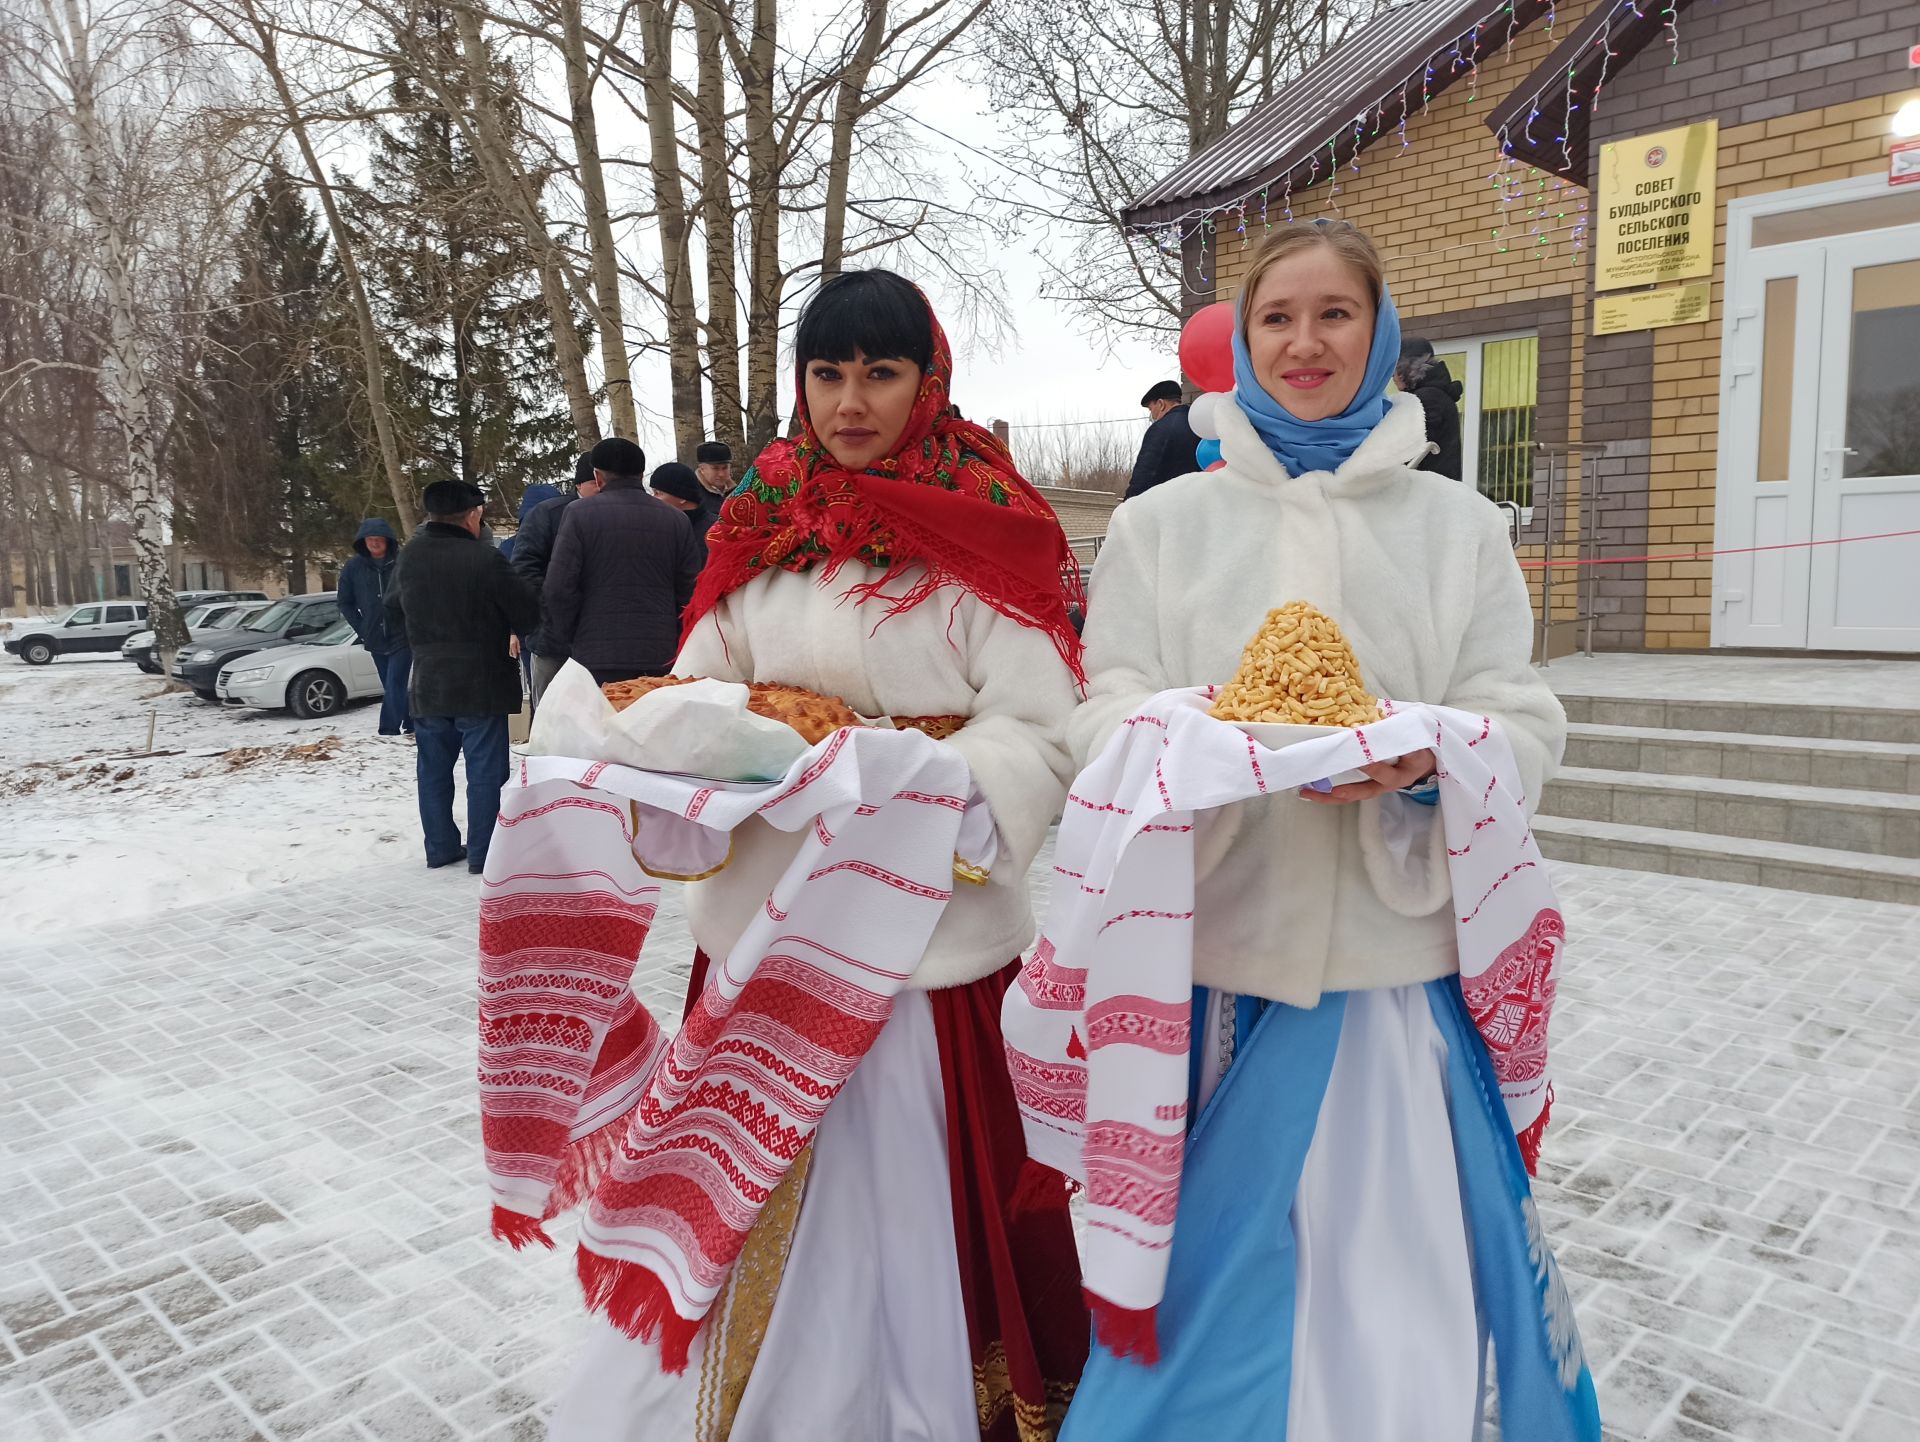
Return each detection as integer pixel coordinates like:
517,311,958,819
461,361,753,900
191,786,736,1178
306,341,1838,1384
121,601,266,673
216,619,384,718
5,601,150,664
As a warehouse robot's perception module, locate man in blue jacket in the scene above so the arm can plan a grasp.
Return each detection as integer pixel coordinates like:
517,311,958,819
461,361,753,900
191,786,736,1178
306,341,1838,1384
336,517,411,735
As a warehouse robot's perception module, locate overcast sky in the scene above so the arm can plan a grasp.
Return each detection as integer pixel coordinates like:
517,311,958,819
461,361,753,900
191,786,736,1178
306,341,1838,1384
595,57,1176,465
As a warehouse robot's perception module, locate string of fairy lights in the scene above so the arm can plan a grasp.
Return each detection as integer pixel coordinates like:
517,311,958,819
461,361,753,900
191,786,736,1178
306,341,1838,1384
1147,0,1682,294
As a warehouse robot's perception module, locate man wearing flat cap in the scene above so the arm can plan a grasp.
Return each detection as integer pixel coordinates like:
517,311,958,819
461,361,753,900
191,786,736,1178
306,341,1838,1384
693,439,732,529
386,479,541,874
1125,379,1201,500
543,436,702,686
649,461,712,562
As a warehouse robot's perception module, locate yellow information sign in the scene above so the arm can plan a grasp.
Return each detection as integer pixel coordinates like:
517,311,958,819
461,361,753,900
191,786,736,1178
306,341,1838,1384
1593,282,1713,335
1596,121,1718,291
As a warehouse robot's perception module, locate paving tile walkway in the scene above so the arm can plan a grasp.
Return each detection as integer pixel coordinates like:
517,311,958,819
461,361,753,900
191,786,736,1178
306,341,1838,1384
1,851,1916,1441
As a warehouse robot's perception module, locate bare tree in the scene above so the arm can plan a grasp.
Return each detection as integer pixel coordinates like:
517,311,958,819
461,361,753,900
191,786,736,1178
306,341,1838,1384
193,0,424,533
980,0,1372,338
1012,417,1135,494
636,0,704,457
553,0,637,438
0,0,247,669
690,3,744,456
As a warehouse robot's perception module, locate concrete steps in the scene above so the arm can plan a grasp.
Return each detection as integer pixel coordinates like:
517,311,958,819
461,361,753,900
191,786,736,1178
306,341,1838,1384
1563,723,1920,796
1560,693,1919,744
1539,695,1920,904
1532,816,1920,905
1542,767,1920,856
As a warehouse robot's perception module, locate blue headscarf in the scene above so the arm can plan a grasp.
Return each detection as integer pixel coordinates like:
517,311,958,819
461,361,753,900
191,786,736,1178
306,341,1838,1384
1230,279,1402,477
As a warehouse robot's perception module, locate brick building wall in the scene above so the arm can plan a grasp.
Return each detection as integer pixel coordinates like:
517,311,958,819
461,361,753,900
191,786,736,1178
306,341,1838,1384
1190,0,1919,652
1200,5,1600,648
1583,0,1920,648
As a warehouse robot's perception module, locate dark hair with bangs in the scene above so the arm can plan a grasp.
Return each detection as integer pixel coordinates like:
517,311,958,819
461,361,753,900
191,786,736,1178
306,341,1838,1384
794,270,935,378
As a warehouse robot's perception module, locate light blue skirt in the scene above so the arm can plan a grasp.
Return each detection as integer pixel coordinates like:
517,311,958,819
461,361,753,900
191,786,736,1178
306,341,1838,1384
1059,979,1602,1441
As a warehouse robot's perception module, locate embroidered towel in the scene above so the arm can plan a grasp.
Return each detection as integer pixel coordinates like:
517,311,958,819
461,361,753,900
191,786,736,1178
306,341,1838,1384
1000,688,1564,1361
480,729,995,1370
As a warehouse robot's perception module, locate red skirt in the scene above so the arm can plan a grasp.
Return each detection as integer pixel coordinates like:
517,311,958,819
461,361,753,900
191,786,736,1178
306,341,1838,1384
685,950,1088,1441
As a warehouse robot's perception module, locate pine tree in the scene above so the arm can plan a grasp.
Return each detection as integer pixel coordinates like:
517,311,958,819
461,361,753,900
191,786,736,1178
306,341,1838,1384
345,12,578,520
175,168,362,590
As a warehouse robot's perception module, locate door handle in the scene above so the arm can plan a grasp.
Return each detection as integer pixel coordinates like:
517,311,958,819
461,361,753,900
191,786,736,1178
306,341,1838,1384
1819,440,1857,481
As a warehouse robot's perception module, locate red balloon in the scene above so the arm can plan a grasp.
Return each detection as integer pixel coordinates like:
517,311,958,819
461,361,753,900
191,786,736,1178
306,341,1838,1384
1179,301,1237,394
1205,460,1227,472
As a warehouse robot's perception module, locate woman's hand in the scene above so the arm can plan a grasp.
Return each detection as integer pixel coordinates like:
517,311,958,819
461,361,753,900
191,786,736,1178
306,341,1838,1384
1299,749,1437,806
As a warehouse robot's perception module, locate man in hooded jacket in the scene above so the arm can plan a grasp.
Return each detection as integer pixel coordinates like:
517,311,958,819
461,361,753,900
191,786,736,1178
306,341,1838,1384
336,517,411,735
1397,337,1465,482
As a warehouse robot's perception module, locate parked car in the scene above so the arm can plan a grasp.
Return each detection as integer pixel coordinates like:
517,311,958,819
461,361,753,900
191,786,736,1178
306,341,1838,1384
217,619,384,718
4,601,151,665
171,592,340,700
173,588,269,609
121,601,268,673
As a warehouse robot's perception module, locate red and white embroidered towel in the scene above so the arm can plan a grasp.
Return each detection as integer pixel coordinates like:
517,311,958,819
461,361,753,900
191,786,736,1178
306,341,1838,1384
1001,688,1565,1360
479,729,994,1370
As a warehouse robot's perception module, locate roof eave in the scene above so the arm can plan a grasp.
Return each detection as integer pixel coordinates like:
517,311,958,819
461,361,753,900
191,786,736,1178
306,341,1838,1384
1485,0,1702,185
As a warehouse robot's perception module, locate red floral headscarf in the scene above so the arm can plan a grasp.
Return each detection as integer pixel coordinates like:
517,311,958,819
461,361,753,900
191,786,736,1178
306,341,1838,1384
681,294,1086,686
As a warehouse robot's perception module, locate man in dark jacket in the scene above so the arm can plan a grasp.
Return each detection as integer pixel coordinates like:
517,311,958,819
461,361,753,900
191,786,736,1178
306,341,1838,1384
386,480,541,874
543,436,700,685
512,452,603,706
649,462,712,563
1125,380,1202,500
336,517,411,735
693,440,732,528
1397,337,1464,481
503,481,561,694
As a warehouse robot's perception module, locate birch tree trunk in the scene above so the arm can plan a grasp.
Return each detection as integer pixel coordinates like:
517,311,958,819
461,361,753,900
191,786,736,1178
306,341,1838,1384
47,0,186,668
638,0,704,457
231,0,421,535
692,0,743,456
820,0,887,277
739,0,781,457
558,0,636,438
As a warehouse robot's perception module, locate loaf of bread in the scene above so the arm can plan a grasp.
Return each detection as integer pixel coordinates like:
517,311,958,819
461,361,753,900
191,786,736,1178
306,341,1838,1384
601,675,862,746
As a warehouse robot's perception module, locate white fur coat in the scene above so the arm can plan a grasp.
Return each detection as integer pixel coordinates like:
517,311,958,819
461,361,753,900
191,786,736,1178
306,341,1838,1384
1069,390,1565,1006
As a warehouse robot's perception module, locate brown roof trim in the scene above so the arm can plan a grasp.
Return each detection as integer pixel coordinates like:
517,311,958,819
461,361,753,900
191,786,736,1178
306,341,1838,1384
1122,0,1556,229
1485,0,1700,184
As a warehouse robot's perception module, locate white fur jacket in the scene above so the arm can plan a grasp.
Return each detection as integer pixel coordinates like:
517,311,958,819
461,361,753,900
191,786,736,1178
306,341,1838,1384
1069,391,1566,1007
675,564,1080,990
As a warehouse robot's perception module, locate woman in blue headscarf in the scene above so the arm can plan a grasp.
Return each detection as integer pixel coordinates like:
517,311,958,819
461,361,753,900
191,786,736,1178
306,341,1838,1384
1058,221,1596,1440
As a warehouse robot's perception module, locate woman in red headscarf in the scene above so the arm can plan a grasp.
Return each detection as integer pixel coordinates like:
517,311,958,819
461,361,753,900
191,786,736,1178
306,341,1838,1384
549,270,1088,1441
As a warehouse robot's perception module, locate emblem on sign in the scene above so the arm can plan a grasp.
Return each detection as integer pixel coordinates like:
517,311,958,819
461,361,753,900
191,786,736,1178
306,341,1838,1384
1645,145,1667,168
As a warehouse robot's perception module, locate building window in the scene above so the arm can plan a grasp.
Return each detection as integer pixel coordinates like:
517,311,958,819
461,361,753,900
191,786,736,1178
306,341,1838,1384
1428,333,1540,509
113,564,131,597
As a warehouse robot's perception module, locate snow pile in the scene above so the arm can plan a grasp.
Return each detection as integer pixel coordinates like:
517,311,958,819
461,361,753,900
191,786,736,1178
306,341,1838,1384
0,655,442,935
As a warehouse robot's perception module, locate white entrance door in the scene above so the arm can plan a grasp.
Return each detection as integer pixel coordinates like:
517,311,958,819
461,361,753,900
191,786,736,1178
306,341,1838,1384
1806,236,1920,649
1717,181,1920,650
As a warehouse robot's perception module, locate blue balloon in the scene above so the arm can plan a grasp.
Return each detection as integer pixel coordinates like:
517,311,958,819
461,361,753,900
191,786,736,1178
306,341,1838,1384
1195,438,1222,470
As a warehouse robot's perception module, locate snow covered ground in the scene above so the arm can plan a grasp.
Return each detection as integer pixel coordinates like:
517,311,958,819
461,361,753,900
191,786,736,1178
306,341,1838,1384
0,656,429,936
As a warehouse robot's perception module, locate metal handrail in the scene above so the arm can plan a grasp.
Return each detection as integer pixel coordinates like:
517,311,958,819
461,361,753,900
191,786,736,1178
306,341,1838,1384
1533,443,1608,666
1495,501,1522,549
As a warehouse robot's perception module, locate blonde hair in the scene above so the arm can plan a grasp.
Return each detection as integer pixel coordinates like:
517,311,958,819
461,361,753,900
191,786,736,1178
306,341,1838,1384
1235,220,1385,334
